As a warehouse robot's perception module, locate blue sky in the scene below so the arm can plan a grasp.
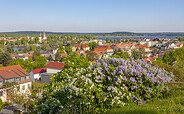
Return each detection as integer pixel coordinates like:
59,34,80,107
0,0,184,32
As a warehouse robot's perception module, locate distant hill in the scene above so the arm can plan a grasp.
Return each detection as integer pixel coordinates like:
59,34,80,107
0,31,184,36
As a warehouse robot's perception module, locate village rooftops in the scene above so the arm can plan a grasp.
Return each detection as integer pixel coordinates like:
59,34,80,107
46,62,66,69
32,67,47,74
74,44,89,48
0,65,29,79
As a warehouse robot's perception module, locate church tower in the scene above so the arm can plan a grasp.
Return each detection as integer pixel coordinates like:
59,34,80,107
43,32,47,40
39,33,42,43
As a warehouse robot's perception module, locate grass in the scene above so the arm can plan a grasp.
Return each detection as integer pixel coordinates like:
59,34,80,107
108,83,184,114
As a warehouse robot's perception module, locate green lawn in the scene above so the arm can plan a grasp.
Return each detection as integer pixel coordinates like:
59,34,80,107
108,83,184,114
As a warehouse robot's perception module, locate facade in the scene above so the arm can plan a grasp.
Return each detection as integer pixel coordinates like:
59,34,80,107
72,44,90,51
92,45,113,58
0,65,32,102
46,62,66,74
77,50,87,57
30,67,47,82
114,42,136,56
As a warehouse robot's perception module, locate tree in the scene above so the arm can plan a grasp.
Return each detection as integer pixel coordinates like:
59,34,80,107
0,40,5,45
41,44,51,51
131,49,140,59
0,99,3,111
111,52,128,60
139,47,145,58
58,45,65,53
15,40,21,46
0,52,12,66
6,46,14,53
106,38,109,43
63,52,89,69
32,49,41,58
87,51,98,61
4,82,27,109
28,45,37,51
35,37,39,43
48,55,53,61
55,51,61,61
34,56,47,68
65,47,72,54
21,38,28,46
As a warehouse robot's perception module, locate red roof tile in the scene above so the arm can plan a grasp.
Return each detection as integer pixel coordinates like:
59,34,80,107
46,62,66,69
0,65,30,79
60,53,68,56
135,45,149,48
32,67,47,74
75,44,89,48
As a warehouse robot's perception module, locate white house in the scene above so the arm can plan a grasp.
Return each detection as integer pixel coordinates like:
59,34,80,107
0,65,32,102
46,62,66,74
30,67,47,82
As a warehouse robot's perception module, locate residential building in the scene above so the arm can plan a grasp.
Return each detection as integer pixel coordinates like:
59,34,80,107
46,62,66,74
30,67,47,82
114,42,136,56
92,45,113,58
77,50,87,57
72,44,90,51
0,65,32,102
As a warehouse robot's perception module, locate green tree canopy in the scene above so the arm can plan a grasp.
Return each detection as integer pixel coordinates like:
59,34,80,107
0,52,12,66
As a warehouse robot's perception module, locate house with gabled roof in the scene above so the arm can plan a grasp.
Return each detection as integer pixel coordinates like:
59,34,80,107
114,42,136,56
72,44,90,51
92,45,113,58
46,62,66,74
0,65,32,102
30,67,47,82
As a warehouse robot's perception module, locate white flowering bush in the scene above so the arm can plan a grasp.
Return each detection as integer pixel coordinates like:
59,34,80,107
35,57,174,113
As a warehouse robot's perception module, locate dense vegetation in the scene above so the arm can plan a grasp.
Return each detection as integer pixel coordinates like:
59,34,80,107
35,55,173,113
153,46,184,81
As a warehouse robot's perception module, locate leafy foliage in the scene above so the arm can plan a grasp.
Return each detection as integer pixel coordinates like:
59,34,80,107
35,57,173,113
154,46,184,81
0,52,12,66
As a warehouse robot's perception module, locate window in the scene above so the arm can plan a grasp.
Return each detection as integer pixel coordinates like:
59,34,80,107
0,81,3,86
15,78,20,82
22,85,25,90
27,84,30,89
0,91,3,96
26,76,30,80
5,79,14,82
21,77,25,81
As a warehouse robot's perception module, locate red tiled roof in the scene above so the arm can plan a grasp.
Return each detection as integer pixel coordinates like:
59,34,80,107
0,77,3,81
135,44,149,48
46,62,66,69
0,65,30,79
142,57,156,63
176,43,184,47
32,67,47,74
92,61,96,64
77,50,87,56
60,53,68,56
92,45,113,54
75,44,89,48
116,42,134,48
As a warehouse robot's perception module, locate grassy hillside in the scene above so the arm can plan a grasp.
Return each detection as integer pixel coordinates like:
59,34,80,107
108,83,184,114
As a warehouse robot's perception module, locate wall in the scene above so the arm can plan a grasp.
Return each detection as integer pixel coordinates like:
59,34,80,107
47,67,62,74
0,81,32,102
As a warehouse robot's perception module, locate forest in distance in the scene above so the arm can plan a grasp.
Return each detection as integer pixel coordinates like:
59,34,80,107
1,31,184,37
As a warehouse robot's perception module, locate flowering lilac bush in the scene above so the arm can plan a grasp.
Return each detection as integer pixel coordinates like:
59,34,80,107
36,57,174,113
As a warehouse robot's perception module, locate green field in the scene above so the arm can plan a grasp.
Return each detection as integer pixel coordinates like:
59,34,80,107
108,83,184,114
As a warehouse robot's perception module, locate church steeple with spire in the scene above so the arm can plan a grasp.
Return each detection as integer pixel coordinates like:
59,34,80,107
43,32,47,40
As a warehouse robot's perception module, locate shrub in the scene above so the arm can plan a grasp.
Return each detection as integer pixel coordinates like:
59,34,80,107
36,57,174,113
